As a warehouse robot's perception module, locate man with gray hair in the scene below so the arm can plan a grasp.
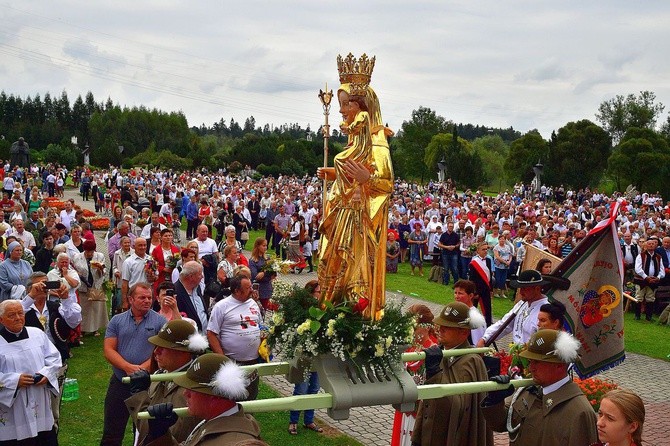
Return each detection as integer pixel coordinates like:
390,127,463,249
22,271,81,434
175,261,208,332
0,299,62,445
107,220,136,264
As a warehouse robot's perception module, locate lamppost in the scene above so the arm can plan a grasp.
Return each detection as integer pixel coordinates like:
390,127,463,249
532,159,544,197
318,84,333,211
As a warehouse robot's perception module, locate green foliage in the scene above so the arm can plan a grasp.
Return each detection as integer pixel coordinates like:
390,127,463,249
546,119,612,189
596,91,665,144
607,127,670,195
504,130,548,184
394,107,450,181
471,135,509,187
425,132,486,189
279,158,305,177
257,163,281,178
42,143,80,167
228,160,243,173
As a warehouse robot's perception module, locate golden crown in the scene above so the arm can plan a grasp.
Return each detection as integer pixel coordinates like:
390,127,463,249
337,53,375,96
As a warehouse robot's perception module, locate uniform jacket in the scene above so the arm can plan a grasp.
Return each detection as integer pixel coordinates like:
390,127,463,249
482,380,598,446
126,371,203,445
146,406,261,446
412,342,493,446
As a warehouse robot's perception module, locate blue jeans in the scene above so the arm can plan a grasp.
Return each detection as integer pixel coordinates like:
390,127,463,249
289,372,319,424
442,254,459,285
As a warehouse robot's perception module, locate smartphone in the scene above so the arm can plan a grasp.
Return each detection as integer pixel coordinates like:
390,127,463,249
165,289,175,297
252,283,260,292
45,280,61,290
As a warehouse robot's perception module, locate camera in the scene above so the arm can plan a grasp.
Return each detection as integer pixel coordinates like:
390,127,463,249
165,289,175,297
45,280,61,290
252,283,259,292
32,374,43,384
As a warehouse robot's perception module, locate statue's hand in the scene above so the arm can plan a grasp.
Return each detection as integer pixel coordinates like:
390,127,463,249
343,160,371,184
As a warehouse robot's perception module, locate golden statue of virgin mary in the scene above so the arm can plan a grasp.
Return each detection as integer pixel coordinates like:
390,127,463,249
317,53,394,321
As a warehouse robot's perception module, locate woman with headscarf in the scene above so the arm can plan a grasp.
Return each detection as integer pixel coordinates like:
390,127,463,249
72,239,108,336
0,240,33,301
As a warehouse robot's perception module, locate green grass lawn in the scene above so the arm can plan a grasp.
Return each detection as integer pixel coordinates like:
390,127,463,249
59,334,361,446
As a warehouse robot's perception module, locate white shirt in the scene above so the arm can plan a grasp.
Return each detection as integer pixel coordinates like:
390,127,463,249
22,295,83,346
8,229,36,249
59,209,76,231
194,237,218,259
121,252,151,288
482,297,548,345
207,296,262,362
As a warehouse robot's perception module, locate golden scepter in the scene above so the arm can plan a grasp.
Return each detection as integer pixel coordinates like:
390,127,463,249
318,84,333,210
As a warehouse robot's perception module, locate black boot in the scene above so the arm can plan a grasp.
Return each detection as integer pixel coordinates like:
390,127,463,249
645,301,654,321
635,302,642,320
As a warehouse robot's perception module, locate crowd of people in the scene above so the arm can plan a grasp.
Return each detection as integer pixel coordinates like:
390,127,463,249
0,159,660,445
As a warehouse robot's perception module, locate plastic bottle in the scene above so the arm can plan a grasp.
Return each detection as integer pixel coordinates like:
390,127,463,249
62,378,79,401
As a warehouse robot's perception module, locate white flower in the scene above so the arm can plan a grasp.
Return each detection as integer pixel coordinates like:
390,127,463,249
337,313,345,319
405,326,415,343
272,312,284,325
374,344,385,357
385,336,393,348
326,319,336,337
356,332,364,341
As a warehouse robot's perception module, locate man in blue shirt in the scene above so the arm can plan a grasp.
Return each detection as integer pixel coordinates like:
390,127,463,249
185,194,199,240
100,283,166,446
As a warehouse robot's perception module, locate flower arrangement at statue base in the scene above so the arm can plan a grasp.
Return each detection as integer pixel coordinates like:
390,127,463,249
574,377,618,412
261,255,292,275
267,281,415,383
488,343,530,378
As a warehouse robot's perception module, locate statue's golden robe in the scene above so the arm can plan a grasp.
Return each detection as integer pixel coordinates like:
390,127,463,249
318,84,394,320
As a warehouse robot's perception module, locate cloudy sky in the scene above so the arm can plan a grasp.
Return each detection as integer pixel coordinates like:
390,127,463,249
2,1,669,138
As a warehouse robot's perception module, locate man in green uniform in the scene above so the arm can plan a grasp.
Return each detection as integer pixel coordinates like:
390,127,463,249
482,329,598,445
125,319,208,445
412,301,492,446
145,353,261,445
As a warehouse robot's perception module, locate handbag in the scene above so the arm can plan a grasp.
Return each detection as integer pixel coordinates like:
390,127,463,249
241,231,250,241
87,288,107,302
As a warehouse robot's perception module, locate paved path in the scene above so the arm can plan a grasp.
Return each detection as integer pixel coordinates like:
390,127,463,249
67,187,670,446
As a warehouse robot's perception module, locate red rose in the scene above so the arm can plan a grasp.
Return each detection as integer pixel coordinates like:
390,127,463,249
353,297,369,314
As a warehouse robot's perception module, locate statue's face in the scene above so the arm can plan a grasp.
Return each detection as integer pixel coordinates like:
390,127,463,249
338,90,351,121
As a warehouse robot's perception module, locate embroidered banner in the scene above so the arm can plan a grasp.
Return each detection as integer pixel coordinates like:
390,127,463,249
549,201,625,378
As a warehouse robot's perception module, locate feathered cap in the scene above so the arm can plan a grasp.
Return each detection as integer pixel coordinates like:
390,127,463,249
149,319,208,353
520,329,580,363
174,353,250,400
434,302,486,330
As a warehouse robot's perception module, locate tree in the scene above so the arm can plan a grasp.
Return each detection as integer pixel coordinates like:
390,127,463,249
393,107,450,181
546,119,611,188
504,130,548,184
424,131,486,189
607,127,670,195
471,135,509,187
43,143,79,168
595,91,665,144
